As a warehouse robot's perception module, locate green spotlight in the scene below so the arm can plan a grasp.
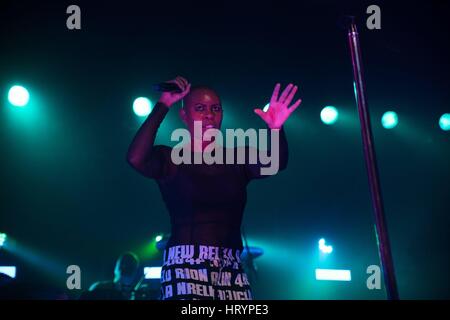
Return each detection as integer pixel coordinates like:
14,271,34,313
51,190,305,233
381,111,398,129
263,103,270,112
439,113,450,131
8,85,29,107
320,106,339,125
0,233,7,247
155,234,163,242
133,97,152,117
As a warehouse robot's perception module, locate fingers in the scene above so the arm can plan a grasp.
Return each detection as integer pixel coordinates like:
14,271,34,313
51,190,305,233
174,78,185,92
181,83,191,98
168,76,188,92
176,76,188,89
279,83,294,103
270,83,281,105
167,79,178,85
288,98,302,114
284,85,298,106
254,108,266,121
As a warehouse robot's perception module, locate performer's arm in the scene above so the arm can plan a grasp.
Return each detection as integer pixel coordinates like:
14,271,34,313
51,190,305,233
126,102,171,179
246,83,301,180
126,76,191,179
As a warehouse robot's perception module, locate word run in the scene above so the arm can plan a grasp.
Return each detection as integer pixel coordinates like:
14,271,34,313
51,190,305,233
163,244,242,267
161,275,252,300
161,244,252,300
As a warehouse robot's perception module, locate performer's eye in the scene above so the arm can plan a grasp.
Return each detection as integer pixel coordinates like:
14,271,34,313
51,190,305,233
195,105,205,111
212,105,222,112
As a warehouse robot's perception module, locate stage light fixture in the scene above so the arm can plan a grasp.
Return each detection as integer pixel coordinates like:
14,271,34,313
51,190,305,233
8,85,29,107
0,233,7,247
439,113,450,131
381,111,398,129
133,97,152,117
320,106,339,125
318,238,333,254
0,266,16,278
315,269,351,281
144,266,162,279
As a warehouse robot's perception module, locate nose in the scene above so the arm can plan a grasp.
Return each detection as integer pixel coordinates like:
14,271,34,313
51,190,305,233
204,111,214,120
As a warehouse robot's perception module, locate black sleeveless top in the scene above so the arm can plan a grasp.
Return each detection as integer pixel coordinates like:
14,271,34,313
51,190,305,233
132,102,288,250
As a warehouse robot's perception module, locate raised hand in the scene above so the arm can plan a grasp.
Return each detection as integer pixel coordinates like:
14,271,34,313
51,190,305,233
158,76,191,108
254,83,302,129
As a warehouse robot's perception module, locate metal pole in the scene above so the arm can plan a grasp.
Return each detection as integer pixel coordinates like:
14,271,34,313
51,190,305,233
347,21,399,300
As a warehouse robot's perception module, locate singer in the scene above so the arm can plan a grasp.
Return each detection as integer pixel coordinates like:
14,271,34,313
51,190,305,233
126,76,301,300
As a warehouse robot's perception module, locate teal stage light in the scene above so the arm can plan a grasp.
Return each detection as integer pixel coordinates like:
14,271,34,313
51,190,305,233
8,85,29,107
439,113,450,131
318,238,333,254
315,269,351,281
381,111,398,129
133,97,152,117
320,106,339,125
0,266,16,278
144,266,162,279
0,233,7,247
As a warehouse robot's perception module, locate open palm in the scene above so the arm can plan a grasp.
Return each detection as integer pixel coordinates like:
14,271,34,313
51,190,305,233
254,83,302,129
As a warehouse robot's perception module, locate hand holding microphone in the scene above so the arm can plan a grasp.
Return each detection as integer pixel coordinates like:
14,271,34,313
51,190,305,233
156,76,191,108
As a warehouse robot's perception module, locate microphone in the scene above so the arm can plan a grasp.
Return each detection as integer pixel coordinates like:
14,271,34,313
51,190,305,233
152,82,183,93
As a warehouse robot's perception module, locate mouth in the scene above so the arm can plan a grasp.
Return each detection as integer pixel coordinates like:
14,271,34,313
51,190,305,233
203,124,216,129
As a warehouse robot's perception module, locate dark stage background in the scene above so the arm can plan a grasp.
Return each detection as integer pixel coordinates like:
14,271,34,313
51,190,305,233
0,0,449,299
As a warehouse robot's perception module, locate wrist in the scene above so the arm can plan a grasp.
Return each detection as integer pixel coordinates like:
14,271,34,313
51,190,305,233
157,99,172,108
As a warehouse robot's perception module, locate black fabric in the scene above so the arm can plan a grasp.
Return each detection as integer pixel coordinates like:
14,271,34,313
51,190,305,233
128,102,288,250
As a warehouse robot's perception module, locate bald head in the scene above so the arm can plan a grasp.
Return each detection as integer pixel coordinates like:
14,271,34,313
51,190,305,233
182,86,221,110
179,85,223,136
